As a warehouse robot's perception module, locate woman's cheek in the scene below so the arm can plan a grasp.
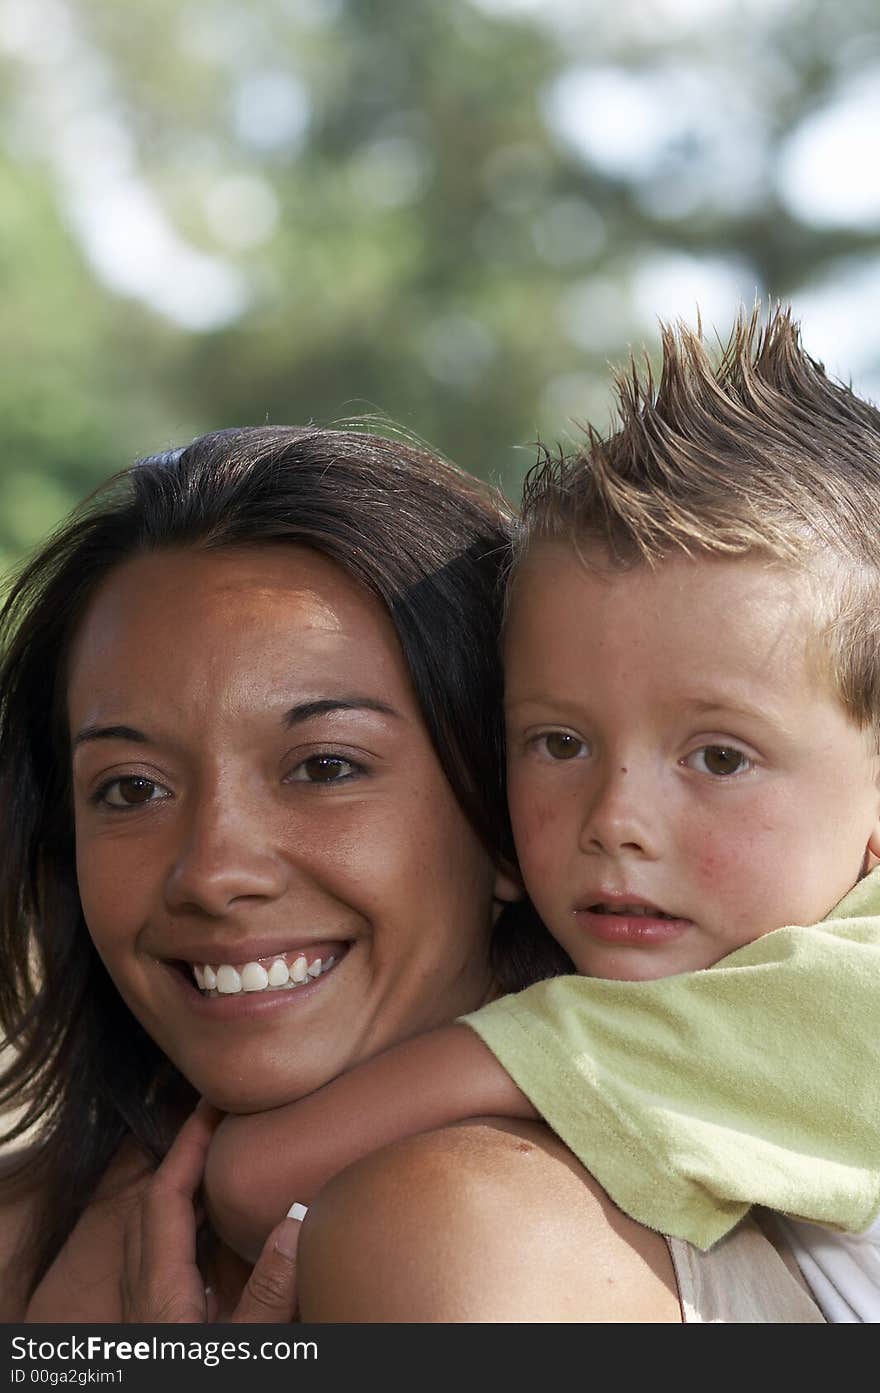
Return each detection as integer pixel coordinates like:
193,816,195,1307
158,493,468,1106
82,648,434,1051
77,849,136,954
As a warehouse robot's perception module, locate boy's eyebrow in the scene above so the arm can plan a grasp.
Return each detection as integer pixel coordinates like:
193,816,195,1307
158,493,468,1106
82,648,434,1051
505,692,562,708
506,692,784,727
282,697,400,727
684,696,779,725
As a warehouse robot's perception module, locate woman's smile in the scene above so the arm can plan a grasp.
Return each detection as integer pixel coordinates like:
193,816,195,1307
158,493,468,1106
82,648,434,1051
190,946,339,995
158,941,346,1022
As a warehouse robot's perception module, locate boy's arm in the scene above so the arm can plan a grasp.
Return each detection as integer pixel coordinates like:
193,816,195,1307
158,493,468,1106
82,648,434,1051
462,910,880,1248
209,882,880,1259
204,1024,537,1261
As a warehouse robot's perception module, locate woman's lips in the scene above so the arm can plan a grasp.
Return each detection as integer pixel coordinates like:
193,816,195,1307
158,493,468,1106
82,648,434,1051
574,907,691,944
161,942,350,1015
191,947,340,996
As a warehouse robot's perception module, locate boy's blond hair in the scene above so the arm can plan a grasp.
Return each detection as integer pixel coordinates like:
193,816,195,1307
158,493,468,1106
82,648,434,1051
518,305,880,734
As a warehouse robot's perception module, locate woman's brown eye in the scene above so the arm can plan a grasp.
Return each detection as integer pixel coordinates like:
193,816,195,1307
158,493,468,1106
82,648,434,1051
113,777,157,805
544,733,584,760
702,746,746,776
302,756,353,782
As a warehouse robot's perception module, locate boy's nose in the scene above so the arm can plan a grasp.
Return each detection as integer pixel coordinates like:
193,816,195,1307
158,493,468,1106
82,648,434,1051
579,764,660,859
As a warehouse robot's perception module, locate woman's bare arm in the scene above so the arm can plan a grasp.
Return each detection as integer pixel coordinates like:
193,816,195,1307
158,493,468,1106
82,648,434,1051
296,1118,681,1323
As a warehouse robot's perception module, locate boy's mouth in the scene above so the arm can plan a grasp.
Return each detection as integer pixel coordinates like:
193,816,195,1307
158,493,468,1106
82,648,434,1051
574,897,691,947
588,902,677,920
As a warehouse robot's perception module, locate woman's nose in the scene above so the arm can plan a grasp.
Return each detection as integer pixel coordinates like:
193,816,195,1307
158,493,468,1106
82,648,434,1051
579,764,660,859
163,793,288,917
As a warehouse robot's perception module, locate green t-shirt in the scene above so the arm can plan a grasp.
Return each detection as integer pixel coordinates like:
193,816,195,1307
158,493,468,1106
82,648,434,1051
462,871,880,1249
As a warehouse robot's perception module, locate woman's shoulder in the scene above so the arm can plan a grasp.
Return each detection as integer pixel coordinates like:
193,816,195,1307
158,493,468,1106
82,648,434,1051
297,1118,681,1322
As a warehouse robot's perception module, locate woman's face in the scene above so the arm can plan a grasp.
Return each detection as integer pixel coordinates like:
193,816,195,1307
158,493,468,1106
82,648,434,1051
68,545,500,1112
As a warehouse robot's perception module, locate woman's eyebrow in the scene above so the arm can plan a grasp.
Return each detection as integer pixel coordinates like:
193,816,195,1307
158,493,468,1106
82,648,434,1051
71,701,400,747
282,697,400,727
72,724,148,749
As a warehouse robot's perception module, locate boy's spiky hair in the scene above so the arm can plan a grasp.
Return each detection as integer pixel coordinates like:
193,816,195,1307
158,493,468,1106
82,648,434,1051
517,304,880,732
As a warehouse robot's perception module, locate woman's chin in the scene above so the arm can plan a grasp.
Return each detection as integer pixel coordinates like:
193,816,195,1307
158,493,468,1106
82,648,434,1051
198,1078,321,1114
191,1055,350,1114
181,1032,366,1113
142,942,365,1112
208,1095,288,1116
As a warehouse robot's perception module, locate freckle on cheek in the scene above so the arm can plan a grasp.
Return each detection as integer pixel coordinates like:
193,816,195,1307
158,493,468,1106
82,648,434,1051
524,798,558,834
694,846,736,885
517,806,559,886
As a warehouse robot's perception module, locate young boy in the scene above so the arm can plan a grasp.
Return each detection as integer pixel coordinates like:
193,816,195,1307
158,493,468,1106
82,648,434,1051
203,307,880,1320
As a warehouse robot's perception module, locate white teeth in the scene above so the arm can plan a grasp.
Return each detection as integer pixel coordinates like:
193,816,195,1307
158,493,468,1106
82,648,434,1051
191,952,337,995
267,959,290,988
241,962,269,992
216,964,242,994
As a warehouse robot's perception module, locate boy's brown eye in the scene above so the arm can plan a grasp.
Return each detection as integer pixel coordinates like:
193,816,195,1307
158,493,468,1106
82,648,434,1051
702,746,745,776
544,733,584,760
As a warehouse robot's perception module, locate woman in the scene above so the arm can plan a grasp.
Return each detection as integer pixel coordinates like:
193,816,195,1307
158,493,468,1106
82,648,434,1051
0,426,685,1320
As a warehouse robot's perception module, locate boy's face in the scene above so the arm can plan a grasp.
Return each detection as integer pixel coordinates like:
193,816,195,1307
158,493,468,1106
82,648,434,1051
504,542,880,980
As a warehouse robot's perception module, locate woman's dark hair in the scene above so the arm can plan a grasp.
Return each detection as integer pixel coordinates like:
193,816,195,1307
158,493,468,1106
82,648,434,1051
0,425,570,1293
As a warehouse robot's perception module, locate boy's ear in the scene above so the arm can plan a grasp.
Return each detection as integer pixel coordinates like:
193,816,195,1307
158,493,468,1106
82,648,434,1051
492,859,523,905
865,806,880,869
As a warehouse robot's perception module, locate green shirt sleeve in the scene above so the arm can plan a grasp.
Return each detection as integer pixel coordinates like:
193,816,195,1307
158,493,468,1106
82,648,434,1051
460,872,880,1249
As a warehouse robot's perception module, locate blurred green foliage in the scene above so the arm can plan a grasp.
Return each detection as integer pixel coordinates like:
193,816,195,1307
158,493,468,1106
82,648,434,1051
1,0,879,569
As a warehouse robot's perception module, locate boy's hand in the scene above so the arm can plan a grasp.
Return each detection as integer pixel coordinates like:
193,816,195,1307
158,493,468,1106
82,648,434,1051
121,1101,301,1323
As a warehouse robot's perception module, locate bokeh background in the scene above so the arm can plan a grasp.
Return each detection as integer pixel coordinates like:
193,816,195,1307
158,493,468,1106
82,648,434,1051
2,0,880,571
